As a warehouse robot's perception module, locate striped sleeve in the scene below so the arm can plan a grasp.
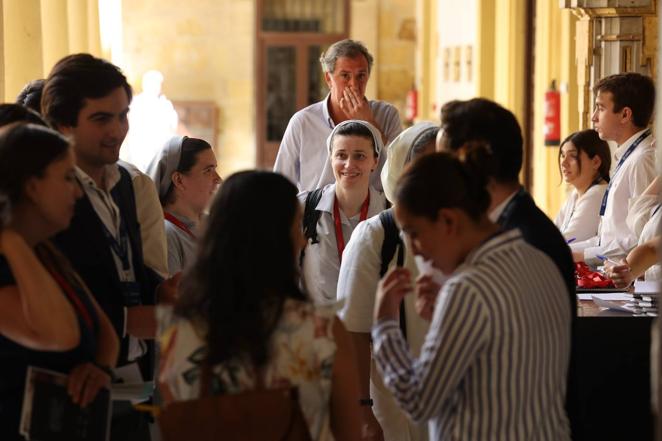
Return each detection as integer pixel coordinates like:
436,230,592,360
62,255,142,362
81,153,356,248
371,281,489,422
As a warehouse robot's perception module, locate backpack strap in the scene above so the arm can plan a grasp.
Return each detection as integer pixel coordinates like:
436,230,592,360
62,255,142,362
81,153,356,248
379,209,404,277
379,209,407,340
303,188,325,245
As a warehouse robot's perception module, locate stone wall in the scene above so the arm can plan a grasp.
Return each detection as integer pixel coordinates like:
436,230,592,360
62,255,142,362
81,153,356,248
121,0,256,176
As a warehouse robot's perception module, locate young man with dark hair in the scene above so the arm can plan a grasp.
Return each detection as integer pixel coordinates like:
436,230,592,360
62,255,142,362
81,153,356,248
43,53,172,441
570,72,656,265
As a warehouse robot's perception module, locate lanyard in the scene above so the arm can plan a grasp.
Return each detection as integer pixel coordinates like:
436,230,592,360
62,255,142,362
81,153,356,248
653,204,661,217
496,187,526,226
48,268,95,335
599,129,651,216
333,193,370,264
100,219,131,272
164,212,196,239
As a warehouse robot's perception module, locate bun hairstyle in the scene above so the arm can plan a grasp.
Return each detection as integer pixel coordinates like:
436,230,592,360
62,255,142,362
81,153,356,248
396,151,491,222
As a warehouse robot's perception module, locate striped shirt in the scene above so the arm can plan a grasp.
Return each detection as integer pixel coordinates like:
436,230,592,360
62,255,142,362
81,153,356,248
372,229,571,440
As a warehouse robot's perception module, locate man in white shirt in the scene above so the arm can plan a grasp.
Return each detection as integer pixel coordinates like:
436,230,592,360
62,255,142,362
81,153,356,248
273,39,402,192
570,73,657,266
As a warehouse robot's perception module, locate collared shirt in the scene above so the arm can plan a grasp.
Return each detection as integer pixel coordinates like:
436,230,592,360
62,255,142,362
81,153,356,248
571,130,656,265
299,183,386,303
76,165,145,361
487,189,518,222
76,166,134,281
274,94,402,192
372,229,572,441
164,211,197,275
554,184,608,242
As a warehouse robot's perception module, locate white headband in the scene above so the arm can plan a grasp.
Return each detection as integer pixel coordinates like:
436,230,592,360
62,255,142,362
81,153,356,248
325,119,384,157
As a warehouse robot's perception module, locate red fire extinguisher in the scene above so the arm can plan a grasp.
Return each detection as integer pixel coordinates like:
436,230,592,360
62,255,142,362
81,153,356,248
405,84,418,123
544,80,561,146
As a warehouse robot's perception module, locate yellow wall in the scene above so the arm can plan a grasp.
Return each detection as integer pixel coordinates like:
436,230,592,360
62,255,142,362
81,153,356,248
351,0,415,122
1,0,103,101
492,0,526,125
375,0,416,119
120,0,256,176
3,0,43,101
532,2,579,217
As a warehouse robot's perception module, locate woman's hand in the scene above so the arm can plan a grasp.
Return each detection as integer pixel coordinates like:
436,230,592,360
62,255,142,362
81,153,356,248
67,362,111,407
415,274,441,321
374,268,412,322
605,259,633,288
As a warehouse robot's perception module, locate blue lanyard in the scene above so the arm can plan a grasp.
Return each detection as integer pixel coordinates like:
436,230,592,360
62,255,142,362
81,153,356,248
599,129,651,216
100,219,131,271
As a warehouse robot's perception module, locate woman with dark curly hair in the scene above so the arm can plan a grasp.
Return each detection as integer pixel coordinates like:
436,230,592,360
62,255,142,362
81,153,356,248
159,170,363,440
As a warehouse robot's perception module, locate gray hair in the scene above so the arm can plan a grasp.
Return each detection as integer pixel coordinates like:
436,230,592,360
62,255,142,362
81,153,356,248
319,39,374,74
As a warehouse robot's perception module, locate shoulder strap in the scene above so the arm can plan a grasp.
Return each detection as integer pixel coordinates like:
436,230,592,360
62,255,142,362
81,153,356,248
379,209,407,340
379,209,404,277
303,188,325,245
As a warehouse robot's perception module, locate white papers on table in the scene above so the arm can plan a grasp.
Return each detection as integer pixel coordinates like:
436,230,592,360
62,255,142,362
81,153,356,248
577,293,631,301
591,293,635,313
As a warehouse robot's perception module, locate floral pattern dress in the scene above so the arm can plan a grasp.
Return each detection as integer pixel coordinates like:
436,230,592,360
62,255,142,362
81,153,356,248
159,299,339,440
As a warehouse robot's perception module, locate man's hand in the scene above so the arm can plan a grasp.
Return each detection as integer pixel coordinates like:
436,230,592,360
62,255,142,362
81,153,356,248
339,86,375,123
415,274,441,321
67,362,111,407
375,268,412,322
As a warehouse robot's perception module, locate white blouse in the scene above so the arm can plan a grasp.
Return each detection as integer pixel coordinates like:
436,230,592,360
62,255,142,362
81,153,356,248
299,184,386,304
555,183,607,242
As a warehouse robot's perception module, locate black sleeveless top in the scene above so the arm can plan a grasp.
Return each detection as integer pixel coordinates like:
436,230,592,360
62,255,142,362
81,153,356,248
0,246,100,440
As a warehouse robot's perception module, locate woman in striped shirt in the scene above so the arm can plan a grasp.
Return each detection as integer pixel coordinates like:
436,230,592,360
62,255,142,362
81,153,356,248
372,151,572,440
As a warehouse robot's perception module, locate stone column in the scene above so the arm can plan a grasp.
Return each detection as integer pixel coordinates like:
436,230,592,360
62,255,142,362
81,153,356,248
3,0,43,101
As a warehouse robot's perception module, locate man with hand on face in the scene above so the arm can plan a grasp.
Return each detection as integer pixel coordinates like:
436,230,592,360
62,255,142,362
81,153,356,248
274,39,402,192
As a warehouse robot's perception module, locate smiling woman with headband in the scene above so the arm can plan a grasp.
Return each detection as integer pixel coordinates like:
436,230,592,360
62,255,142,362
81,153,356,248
299,120,387,304
147,136,222,275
